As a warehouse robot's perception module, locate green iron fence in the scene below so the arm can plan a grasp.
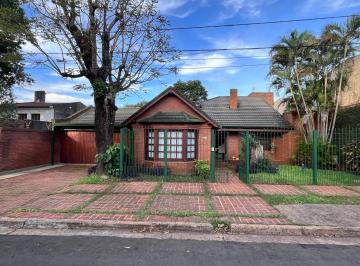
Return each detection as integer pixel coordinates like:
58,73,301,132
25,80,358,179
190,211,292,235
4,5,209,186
242,127,360,186
108,127,359,185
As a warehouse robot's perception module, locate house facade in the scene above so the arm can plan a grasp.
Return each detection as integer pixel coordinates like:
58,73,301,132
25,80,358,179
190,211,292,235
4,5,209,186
16,91,86,122
55,88,295,176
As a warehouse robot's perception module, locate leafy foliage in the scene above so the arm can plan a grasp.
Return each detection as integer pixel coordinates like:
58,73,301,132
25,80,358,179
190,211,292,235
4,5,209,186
170,80,208,105
296,139,337,168
336,105,360,128
269,16,360,143
195,160,210,179
96,144,122,177
0,0,32,120
341,140,360,174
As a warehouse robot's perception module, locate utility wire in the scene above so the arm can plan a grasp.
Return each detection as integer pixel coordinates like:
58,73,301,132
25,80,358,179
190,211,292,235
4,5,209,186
23,63,269,70
19,42,360,55
29,14,357,36
176,64,268,69
163,15,358,31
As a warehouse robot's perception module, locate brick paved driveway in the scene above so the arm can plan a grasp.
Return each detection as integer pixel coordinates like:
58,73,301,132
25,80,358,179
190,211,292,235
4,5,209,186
0,165,87,214
1,166,359,226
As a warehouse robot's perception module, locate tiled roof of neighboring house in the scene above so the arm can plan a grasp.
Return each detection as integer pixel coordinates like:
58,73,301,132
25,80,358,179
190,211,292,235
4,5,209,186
200,96,292,129
55,107,140,127
16,102,54,108
16,101,86,119
138,112,205,123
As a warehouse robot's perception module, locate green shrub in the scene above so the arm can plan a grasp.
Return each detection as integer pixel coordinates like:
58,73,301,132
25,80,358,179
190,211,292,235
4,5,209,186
96,144,122,177
341,140,360,174
249,157,278,174
195,160,210,179
296,139,337,168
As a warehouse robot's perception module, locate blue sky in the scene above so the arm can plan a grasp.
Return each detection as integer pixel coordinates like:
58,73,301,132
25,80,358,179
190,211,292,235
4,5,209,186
15,0,360,106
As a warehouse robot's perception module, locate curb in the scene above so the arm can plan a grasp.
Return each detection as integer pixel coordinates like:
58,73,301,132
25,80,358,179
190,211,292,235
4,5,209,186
1,217,360,237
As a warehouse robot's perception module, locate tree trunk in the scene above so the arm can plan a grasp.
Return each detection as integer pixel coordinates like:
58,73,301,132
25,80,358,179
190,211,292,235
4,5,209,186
94,93,116,175
328,43,349,144
289,83,308,143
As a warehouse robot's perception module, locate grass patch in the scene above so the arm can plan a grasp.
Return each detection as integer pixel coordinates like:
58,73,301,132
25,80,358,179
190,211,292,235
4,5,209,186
136,183,162,220
211,219,231,232
204,183,215,212
251,165,360,186
141,175,206,183
76,174,104,184
263,194,360,205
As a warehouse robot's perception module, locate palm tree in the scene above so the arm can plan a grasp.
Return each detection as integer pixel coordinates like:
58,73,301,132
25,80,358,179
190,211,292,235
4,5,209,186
269,30,316,141
323,16,360,143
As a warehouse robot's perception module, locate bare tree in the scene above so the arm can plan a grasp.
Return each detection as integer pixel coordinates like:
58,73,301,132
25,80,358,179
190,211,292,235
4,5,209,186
25,0,178,173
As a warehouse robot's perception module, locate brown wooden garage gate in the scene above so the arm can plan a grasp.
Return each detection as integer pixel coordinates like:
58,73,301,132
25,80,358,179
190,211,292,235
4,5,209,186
58,131,120,164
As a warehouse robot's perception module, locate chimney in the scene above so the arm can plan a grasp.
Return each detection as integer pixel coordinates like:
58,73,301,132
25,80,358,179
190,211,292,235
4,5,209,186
249,92,274,106
229,89,238,109
34,91,46,103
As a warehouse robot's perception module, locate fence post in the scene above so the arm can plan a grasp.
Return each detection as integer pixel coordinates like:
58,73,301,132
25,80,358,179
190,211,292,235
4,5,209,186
119,127,125,178
312,130,318,185
210,129,216,182
50,129,55,165
244,130,250,184
225,131,229,161
164,129,168,177
129,129,134,165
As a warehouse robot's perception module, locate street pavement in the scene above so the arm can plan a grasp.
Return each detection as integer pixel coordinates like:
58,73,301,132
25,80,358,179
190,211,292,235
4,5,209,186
0,235,359,266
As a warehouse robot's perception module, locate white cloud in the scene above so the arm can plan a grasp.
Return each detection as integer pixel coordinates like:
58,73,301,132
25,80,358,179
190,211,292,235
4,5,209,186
302,0,360,13
178,53,233,75
225,69,239,75
46,93,93,105
15,88,93,106
22,81,90,94
209,36,269,59
220,0,278,19
157,0,206,18
157,0,189,13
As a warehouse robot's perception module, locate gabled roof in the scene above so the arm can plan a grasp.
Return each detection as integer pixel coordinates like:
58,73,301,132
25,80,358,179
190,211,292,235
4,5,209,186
200,96,292,129
55,106,140,128
138,112,205,124
54,88,292,130
122,88,218,127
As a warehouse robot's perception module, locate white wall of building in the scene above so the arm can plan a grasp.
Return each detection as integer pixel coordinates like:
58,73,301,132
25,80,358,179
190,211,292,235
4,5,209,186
16,108,55,122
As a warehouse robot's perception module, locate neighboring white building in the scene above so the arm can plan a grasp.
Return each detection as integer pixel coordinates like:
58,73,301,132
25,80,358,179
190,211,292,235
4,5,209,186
16,91,86,122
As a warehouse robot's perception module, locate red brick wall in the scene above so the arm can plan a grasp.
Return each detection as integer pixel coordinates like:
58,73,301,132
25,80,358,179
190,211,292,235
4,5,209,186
224,130,300,164
265,131,300,164
58,131,120,164
0,128,60,171
130,94,213,174
132,123,211,175
140,94,202,119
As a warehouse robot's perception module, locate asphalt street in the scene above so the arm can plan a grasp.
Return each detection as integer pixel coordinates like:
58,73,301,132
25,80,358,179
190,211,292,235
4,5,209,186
0,235,359,266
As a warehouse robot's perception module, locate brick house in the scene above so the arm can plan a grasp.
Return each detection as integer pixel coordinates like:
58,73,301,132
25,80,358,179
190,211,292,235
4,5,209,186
55,88,294,175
